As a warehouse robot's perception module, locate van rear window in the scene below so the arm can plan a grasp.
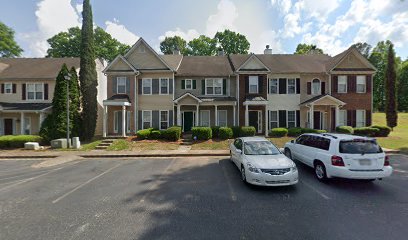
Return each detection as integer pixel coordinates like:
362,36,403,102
339,139,383,154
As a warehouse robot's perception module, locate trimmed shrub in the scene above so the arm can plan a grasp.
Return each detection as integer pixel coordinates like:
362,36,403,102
161,126,182,141
336,126,354,134
149,130,161,139
316,130,327,134
269,128,288,137
240,126,256,137
0,135,43,148
288,128,302,137
371,125,391,137
136,128,153,139
353,127,379,137
231,126,241,138
192,127,212,140
219,127,233,139
301,128,319,134
211,126,221,138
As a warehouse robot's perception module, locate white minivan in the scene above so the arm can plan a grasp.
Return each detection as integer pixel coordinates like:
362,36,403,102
284,133,392,182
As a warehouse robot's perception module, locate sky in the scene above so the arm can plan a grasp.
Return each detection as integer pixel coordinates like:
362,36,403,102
1,0,408,59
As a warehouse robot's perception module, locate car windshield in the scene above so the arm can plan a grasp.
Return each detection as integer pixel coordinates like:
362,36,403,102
339,139,383,154
243,141,280,155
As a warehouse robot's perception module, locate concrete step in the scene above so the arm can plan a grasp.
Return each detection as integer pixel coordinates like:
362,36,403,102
99,143,111,146
102,139,115,143
95,146,109,150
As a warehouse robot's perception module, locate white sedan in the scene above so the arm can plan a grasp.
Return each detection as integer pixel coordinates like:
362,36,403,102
229,137,298,186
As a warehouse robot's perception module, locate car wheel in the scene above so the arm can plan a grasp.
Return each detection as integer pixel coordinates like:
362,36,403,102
284,148,292,160
314,162,328,182
229,151,233,162
241,166,247,183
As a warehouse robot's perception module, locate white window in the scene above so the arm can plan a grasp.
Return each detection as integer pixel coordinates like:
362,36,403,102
249,76,258,94
338,76,347,93
287,111,296,128
142,110,152,129
356,75,366,93
269,79,278,94
24,117,31,135
4,83,12,94
287,78,296,94
356,110,366,127
117,77,127,94
217,110,227,127
142,79,152,95
205,78,223,95
27,83,43,100
312,79,321,95
338,110,347,126
185,79,192,90
160,110,169,130
200,110,210,127
269,111,278,129
160,78,169,94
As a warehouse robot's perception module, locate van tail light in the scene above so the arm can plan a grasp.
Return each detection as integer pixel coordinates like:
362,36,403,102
384,156,390,166
331,155,345,167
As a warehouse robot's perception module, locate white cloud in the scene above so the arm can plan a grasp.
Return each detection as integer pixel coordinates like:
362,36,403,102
249,30,283,54
158,28,200,43
270,0,292,14
105,19,139,45
206,0,238,36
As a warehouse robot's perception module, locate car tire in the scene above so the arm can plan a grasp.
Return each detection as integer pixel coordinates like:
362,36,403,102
314,162,328,182
241,165,247,183
284,148,292,160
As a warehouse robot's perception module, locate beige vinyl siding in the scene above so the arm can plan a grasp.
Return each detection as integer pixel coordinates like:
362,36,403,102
174,76,237,99
0,80,54,103
336,52,370,69
108,59,133,71
138,95,173,110
299,73,329,103
127,43,169,70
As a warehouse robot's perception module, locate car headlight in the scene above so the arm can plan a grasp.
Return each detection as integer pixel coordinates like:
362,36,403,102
247,163,260,173
291,166,298,172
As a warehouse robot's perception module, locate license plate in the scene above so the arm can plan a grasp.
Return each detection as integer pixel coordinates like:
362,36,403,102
359,159,371,166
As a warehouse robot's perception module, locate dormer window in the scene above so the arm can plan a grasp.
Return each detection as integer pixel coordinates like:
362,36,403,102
312,79,321,95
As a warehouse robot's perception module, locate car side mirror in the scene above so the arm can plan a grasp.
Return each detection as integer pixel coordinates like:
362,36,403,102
291,140,295,143
236,149,242,154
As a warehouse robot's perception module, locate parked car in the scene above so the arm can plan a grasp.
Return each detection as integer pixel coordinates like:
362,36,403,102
284,133,392,182
229,137,298,186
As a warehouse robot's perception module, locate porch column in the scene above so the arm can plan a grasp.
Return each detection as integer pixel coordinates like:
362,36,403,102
215,105,218,126
20,112,25,135
309,104,314,129
233,105,236,126
264,108,268,137
103,105,107,138
121,106,126,137
245,105,249,126
335,105,340,127
177,105,181,126
196,104,199,126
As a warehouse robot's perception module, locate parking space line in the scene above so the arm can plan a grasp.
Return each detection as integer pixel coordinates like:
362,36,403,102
0,169,50,181
52,163,122,204
220,161,237,202
300,180,330,200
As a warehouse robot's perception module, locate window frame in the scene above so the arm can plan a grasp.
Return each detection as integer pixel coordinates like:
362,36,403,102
287,110,296,128
142,78,152,95
160,110,169,130
356,75,366,93
311,79,321,95
269,78,278,94
356,109,366,128
142,110,152,129
200,110,211,127
4,83,12,94
338,76,347,93
339,110,347,126
217,110,228,127
159,78,169,95
205,78,223,95
287,78,296,94
26,83,44,100
269,110,278,129
117,77,127,94
185,79,193,90
248,76,259,94
24,117,31,135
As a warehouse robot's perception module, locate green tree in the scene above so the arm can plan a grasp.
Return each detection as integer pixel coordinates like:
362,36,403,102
79,0,98,141
294,43,324,54
397,60,408,112
0,21,23,57
187,35,217,56
214,29,250,55
385,43,398,129
160,36,188,55
69,67,82,136
352,42,372,58
46,26,130,61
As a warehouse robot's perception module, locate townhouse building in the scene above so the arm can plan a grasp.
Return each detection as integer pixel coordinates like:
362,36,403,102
102,38,376,137
0,58,107,136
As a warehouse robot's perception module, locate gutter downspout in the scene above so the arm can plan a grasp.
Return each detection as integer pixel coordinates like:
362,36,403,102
134,71,140,132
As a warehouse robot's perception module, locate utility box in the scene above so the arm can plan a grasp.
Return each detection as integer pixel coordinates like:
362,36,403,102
72,137,81,149
50,138,68,149
24,142,40,150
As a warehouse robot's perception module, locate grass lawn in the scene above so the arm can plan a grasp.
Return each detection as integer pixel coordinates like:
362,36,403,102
268,137,295,148
373,112,408,154
131,140,180,151
106,139,131,151
191,139,232,150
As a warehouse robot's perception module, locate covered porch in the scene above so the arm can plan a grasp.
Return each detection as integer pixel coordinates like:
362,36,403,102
243,97,268,136
102,95,132,138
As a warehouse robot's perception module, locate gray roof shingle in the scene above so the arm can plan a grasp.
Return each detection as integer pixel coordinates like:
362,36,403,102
176,56,234,77
0,102,52,111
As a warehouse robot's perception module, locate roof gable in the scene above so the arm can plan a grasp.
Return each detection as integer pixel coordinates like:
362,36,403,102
328,47,376,72
173,92,202,104
237,54,270,72
103,55,137,73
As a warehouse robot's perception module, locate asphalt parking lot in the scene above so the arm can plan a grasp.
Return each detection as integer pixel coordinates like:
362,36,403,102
0,155,408,240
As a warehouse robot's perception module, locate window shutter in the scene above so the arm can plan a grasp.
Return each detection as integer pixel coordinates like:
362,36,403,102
366,75,371,93
245,76,249,94
1,84,4,93
321,82,326,95
223,78,227,95
347,110,352,126
152,111,159,129
347,76,354,93
267,110,269,129
296,110,300,127
258,76,262,93
169,79,173,94
138,79,142,94
22,84,26,100
352,110,356,127
152,79,159,94
279,110,287,128
366,110,372,126
332,75,338,93
126,78,130,94
12,84,16,93
307,82,311,95
169,110,174,127
44,83,49,100
138,111,142,130
279,78,286,94
193,80,196,89
296,78,300,94
331,108,336,129
181,80,185,89
201,79,205,95
113,77,117,94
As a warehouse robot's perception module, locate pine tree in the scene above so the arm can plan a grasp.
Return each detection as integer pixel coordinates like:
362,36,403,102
69,67,82,137
385,43,398,129
79,0,98,141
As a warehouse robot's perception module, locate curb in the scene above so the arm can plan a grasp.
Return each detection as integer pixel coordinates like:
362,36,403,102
0,155,57,159
79,153,230,158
